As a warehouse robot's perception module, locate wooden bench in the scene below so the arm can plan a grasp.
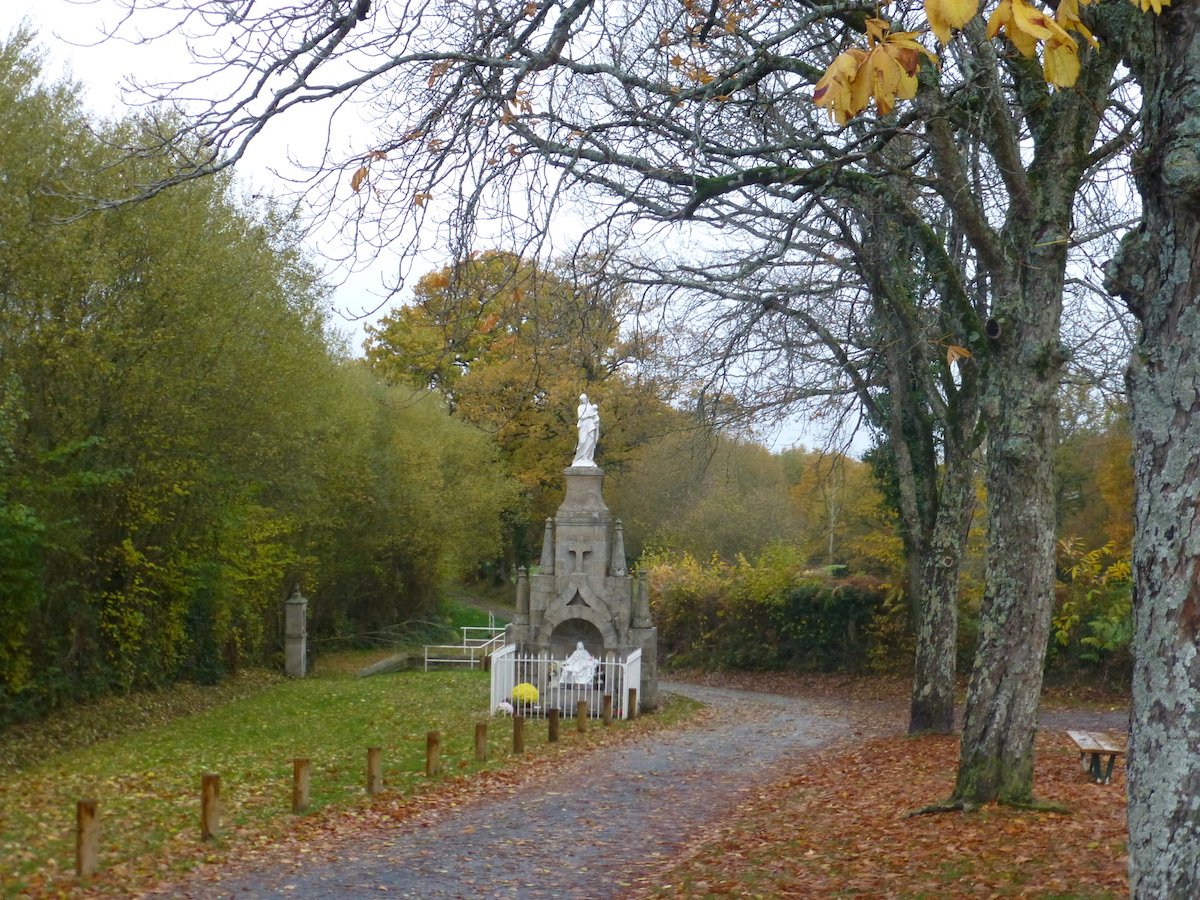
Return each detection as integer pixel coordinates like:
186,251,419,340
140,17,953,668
1066,730,1126,784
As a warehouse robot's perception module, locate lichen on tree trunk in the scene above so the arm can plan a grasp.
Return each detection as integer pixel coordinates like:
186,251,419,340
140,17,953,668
1106,4,1200,894
943,36,1119,805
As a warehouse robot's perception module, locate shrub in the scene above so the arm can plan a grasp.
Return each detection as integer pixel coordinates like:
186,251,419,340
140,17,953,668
512,682,539,704
1048,538,1132,685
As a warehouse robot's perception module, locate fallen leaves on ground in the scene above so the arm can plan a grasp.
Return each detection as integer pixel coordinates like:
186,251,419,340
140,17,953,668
0,670,285,772
82,694,707,898
630,675,1128,898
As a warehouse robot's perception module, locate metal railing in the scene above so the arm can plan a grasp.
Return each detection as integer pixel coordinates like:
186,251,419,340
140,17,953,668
423,623,507,671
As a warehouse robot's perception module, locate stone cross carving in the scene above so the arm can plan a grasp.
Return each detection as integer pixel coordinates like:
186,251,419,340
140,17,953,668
565,542,594,573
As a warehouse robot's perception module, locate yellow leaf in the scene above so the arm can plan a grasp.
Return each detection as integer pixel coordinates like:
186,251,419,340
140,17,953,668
814,48,869,125
988,0,1073,57
812,20,937,125
865,17,891,44
349,166,368,193
865,46,905,115
925,0,979,45
1043,38,1081,88
1055,0,1100,48
1129,0,1170,11
946,344,972,366
986,0,1034,56
985,0,1009,39
1010,0,1068,42
884,31,940,72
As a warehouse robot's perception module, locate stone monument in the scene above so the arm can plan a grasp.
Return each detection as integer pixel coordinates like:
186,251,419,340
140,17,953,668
505,396,659,710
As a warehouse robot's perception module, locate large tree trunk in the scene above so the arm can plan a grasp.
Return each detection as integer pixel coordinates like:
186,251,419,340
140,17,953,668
1107,4,1200,894
953,255,1063,805
947,40,1119,805
859,194,981,735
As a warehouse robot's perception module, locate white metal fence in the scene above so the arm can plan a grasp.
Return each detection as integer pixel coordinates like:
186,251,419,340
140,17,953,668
423,624,507,671
490,646,642,720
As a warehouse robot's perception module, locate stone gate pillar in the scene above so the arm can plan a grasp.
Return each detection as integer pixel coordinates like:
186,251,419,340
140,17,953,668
284,585,308,678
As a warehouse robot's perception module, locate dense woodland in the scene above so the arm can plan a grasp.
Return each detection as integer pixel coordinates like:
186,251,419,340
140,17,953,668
0,38,523,724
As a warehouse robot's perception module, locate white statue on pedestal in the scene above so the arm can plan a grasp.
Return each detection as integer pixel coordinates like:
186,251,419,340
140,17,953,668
560,641,597,686
572,393,600,466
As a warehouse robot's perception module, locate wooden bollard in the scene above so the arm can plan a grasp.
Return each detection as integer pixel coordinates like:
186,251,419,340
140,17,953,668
576,699,588,733
602,694,613,726
628,687,638,720
201,773,220,841
548,709,560,743
292,758,311,814
513,715,525,754
367,747,383,795
426,731,442,776
75,799,98,878
474,722,488,762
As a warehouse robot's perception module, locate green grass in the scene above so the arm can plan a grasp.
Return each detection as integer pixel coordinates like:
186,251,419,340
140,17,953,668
443,599,509,630
0,652,697,896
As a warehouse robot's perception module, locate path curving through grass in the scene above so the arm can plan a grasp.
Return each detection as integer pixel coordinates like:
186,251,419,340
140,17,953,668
161,683,860,899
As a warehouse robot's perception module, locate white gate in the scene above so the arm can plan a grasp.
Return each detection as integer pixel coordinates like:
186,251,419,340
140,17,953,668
489,643,517,715
489,645,641,720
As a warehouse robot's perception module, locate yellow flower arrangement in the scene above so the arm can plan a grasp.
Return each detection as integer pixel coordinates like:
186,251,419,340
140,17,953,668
512,683,539,705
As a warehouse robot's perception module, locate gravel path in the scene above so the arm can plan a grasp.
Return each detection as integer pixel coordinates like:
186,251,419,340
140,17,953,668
192,682,857,899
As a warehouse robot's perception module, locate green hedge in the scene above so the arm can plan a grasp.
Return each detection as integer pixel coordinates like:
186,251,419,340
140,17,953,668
645,546,889,672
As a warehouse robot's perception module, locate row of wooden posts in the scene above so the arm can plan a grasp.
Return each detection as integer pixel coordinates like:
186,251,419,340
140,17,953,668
73,688,637,880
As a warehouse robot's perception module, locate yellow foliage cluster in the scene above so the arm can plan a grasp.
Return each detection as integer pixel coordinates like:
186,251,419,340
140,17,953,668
813,19,937,124
986,0,1100,88
814,0,1168,123
512,682,539,704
